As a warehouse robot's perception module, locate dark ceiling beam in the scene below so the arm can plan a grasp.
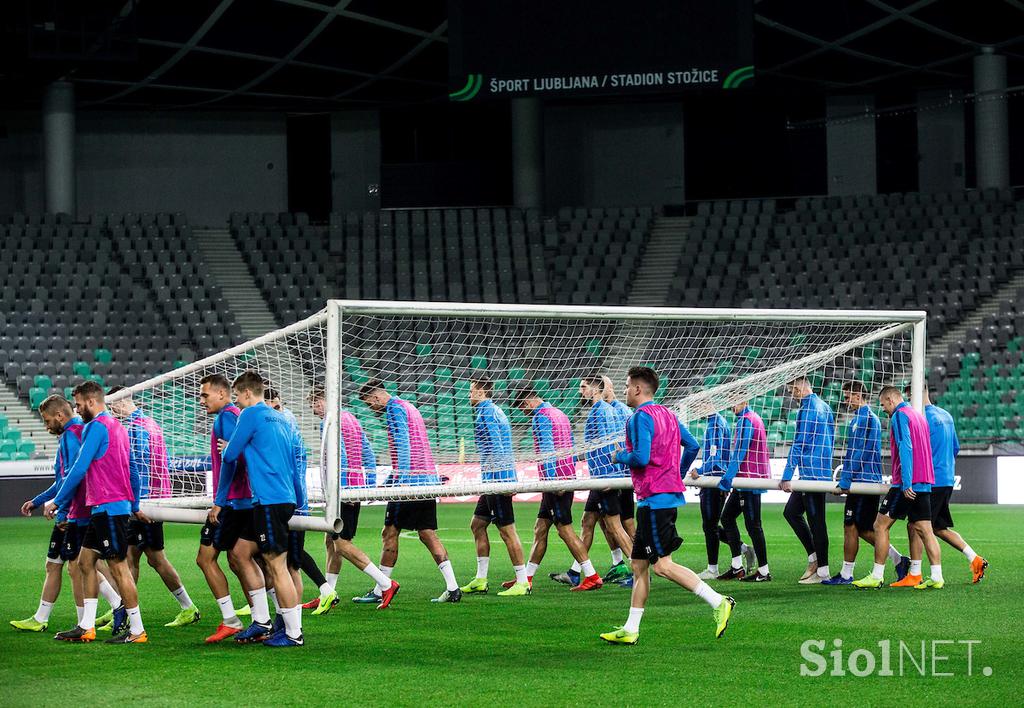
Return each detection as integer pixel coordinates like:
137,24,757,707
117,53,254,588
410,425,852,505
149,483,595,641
83,0,235,106
864,0,980,48
73,76,383,104
182,0,352,108
135,37,444,87
272,0,447,42
331,21,448,99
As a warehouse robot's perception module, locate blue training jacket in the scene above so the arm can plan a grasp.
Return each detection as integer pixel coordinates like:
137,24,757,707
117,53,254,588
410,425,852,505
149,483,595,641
782,393,836,482
839,405,882,488
925,404,959,488
221,401,302,507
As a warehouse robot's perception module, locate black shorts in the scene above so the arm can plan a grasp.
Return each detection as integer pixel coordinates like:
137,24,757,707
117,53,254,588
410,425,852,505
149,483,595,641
584,489,621,517
538,492,574,526
47,524,64,561
287,531,306,570
473,494,515,527
62,522,86,561
81,512,132,560
618,489,635,521
200,506,256,552
631,505,683,564
253,503,295,556
930,486,955,530
879,487,932,523
844,493,879,531
129,519,165,551
330,503,361,541
384,500,438,531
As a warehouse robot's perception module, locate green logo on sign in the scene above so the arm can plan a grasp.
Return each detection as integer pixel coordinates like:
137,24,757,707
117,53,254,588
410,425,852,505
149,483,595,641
450,74,484,102
723,65,754,89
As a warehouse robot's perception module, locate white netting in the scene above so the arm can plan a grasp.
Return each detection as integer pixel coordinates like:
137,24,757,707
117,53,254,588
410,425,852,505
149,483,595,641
115,303,923,514
108,312,328,512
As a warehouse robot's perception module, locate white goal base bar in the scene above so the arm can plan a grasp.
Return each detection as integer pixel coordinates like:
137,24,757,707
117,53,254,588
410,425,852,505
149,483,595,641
140,504,341,533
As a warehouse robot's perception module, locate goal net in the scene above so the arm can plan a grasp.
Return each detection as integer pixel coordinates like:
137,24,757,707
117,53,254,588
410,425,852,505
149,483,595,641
112,301,925,529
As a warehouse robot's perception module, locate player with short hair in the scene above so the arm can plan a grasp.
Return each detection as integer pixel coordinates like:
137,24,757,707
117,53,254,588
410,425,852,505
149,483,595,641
718,401,771,582
600,366,733,645
823,381,910,585
11,395,90,632
779,376,836,584
569,375,631,591
197,373,256,643
853,386,943,589
107,386,199,628
263,387,334,615
220,371,306,647
690,411,742,579
308,387,398,610
599,375,635,584
358,379,462,604
43,381,147,644
459,377,529,597
503,385,602,592
904,385,988,583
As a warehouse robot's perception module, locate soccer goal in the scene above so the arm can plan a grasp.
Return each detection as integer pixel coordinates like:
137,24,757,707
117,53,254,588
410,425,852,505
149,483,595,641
112,301,926,531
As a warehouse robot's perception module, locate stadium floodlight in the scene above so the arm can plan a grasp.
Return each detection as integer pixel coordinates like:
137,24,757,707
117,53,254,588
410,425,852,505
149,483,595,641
111,301,926,528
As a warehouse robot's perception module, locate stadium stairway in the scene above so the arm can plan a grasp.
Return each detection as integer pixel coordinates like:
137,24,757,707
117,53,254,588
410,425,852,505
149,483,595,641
0,382,55,459
194,229,281,340
930,270,1024,364
626,216,690,306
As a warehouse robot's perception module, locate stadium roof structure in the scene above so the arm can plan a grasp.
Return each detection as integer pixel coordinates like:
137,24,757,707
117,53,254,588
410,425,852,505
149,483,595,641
0,0,1022,110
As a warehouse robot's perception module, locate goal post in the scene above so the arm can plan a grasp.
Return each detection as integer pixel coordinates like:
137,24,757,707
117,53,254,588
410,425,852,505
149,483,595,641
109,301,925,527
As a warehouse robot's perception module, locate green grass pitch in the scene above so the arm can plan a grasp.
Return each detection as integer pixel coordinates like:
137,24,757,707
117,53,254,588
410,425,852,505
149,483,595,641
0,503,1018,706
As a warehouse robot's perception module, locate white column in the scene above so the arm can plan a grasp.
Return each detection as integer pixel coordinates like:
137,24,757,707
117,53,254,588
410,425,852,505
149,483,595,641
973,47,1010,190
43,81,76,216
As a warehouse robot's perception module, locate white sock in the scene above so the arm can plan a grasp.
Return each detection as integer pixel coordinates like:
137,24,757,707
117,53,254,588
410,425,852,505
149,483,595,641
268,588,280,612
962,545,977,563
580,559,596,577
741,542,750,555
931,565,943,583
909,559,922,576
807,553,817,564
280,605,302,640
475,556,490,580
248,588,271,624
707,564,719,575
570,560,582,573
98,576,121,608
841,561,856,580
318,582,332,597
216,595,239,624
693,581,724,609
623,607,644,633
171,585,193,610
34,599,54,624
817,565,830,579
731,556,743,570
76,606,84,624
611,548,624,565
81,598,98,630
871,563,885,580
437,560,459,592
758,564,770,575
514,564,527,584
127,606,144,635
887,545,903,564
363,563,391,591
326,572,339,590
525,561,539,578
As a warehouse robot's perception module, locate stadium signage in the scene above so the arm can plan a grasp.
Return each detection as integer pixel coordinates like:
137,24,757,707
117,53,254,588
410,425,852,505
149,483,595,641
800,639,990,678
482,70,723,97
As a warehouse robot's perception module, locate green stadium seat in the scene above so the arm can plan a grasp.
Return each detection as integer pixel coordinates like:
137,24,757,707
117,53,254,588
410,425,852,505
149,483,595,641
13,451,29,461
72,361,91,377
470,354,488,369
17,439,35,456
585,338,602,357
0,451,10,462
5,429,22,443
94,348,113,364
434,368,453,381
508,368,527,381
33,375,53,390
415,343,432,356
29,387,47,410
88,374,104,386
0,441,16,456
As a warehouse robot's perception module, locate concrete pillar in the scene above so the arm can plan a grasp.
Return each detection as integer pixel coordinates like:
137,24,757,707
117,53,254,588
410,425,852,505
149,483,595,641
826,94,876,196
917,89,965,193
973,47,1009,190
43,81,76,216
511,97,543,210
